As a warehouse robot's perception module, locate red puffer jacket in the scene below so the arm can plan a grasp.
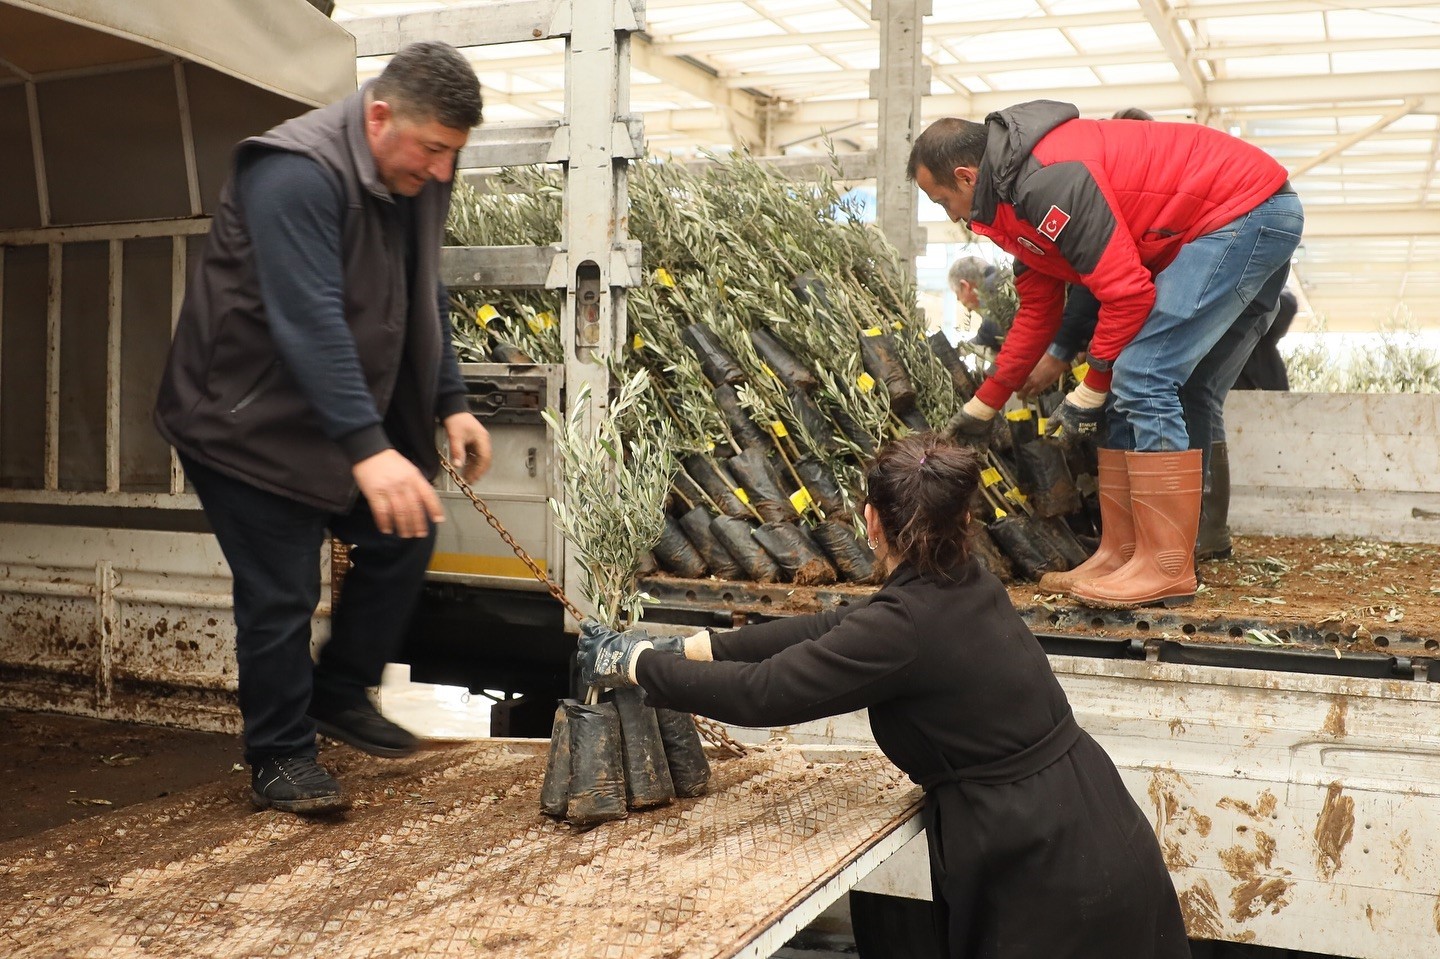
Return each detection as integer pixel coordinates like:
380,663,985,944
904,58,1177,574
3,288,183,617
967,100,1289,408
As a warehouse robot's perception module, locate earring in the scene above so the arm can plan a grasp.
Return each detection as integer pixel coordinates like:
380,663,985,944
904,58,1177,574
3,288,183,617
866,539,878,550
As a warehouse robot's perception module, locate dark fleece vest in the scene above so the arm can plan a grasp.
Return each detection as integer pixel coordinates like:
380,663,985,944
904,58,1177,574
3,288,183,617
154,88,453,512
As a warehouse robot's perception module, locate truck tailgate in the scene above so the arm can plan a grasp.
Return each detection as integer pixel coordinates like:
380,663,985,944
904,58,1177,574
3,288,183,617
1,741,921,958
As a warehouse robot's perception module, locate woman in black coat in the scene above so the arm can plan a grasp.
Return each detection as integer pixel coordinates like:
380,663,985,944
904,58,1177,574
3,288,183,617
580,434,1190,959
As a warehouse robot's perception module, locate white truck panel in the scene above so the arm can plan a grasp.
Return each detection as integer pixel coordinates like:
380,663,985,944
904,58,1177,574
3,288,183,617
762,656,1440,957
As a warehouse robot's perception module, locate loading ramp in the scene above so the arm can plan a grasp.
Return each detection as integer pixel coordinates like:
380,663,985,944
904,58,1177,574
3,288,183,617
0,741,922,958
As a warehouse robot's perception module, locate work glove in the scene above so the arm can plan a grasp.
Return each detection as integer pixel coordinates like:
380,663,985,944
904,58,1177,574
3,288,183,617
944,397,998,451
1046,384,1107,449
578,620,654,688
648,629,714,661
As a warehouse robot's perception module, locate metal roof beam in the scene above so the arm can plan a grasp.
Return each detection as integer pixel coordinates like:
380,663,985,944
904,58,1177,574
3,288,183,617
774,70,1440,131
1287,101,1421,178
654,0,1438,56
1301,207,1440,238
1137,0,1210,120
1194,34,1440,62
345,3,767,146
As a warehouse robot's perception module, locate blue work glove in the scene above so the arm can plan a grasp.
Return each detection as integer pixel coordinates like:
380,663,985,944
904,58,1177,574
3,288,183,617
578,621,655,688
1046,398,1104,450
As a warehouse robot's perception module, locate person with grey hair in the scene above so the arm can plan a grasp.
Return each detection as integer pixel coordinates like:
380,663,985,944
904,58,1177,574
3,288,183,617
156,42,491,814
946,256,1004,350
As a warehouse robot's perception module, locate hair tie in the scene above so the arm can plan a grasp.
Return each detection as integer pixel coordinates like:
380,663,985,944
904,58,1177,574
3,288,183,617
919,455,927,465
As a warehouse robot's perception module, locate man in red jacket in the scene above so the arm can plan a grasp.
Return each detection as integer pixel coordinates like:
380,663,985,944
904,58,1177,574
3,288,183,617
909,101,1302,608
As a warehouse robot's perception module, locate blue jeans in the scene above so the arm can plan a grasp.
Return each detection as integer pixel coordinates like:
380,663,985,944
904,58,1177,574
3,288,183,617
1107,191,1304,453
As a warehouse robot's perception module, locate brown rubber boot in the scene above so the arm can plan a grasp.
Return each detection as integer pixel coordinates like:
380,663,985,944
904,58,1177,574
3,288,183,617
1071,449,1202,609
1195,440,1233,561
1037,447,1134,593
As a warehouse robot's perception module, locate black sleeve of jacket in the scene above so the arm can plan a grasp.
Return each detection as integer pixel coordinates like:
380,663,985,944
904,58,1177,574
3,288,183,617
1053,285,1100,357
238,151,389,463
434,282,468,419
709,599,871,663
636,592,915,728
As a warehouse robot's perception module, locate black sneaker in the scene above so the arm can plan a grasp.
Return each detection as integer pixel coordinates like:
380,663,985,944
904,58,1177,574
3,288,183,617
250,756,348,814
309,700,419,758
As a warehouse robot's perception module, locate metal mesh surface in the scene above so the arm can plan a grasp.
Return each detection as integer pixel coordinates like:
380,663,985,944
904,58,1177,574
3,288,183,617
1,742,920,958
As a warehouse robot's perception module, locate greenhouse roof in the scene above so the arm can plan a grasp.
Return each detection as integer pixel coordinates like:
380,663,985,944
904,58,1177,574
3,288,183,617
335,0,1440,332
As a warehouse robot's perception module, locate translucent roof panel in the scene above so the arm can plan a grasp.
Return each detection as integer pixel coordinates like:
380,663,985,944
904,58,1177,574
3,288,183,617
334,0,1440,332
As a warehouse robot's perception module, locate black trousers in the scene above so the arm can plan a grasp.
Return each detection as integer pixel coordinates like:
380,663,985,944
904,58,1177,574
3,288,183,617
181,454,435,765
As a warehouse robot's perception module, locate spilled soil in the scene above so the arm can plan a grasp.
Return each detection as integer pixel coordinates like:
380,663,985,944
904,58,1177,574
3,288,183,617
1008,534,1440,652
0,710,239,843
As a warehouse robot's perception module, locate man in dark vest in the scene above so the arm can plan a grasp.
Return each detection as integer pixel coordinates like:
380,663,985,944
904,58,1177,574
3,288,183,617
155,42,490,814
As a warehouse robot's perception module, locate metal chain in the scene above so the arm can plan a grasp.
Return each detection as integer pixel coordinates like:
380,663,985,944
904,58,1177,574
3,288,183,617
438,457,747,757
439,458,584,622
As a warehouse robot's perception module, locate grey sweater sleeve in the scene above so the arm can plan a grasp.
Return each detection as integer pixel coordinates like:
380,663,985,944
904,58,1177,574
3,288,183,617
237,150,390,463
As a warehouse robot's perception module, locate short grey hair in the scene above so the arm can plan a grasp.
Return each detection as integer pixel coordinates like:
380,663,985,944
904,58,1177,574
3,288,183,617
947,257,989,294
370,41,483,130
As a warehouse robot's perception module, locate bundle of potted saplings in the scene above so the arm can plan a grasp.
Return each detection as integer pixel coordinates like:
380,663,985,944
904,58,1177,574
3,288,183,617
446,153,1102,587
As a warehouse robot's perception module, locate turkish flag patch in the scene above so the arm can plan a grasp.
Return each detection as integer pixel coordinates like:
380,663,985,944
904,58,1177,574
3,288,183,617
1039,205,1070,241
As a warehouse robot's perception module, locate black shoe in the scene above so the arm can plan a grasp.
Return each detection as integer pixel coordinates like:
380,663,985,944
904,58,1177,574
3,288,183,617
250,756,348,814
309,701,419,758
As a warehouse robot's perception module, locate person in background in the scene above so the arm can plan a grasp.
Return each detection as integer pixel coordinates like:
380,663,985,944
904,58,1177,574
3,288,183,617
911,101,1302,608
1194,287,1299,559
947,256,1005,352
1234,288,1297,391
155,43,492,814
579,434,1190,959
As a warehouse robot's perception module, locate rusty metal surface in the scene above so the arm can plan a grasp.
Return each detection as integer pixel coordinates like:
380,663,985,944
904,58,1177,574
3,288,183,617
0,742,921,959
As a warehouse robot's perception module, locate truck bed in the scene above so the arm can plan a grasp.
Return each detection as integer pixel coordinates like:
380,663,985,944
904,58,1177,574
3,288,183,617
640,534,1440,670
0,741,921,959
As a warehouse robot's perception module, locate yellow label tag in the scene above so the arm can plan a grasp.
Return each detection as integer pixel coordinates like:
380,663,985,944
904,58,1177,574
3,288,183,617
734,487,750,505
994,507,1007,520
632,333,645,350
981,467,1002,487
654,268,676,288
1038,417,1048,434
538,311,556,328
476,304,500,327
761,363,777,380
862,326,883,337
1005,409,1033,421
1072,362,1090,381
1005,488,1029,505
892,321,904,331
857,372,876,392
771,420,788,438
789,486,813,515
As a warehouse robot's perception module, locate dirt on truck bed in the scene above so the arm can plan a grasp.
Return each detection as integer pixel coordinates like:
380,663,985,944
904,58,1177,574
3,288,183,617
0,739,919,959
642,534,1440,660
1014,534,1440,653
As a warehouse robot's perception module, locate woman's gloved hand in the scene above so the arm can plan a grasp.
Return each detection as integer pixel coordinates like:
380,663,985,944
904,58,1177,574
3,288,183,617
578,621,653,688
